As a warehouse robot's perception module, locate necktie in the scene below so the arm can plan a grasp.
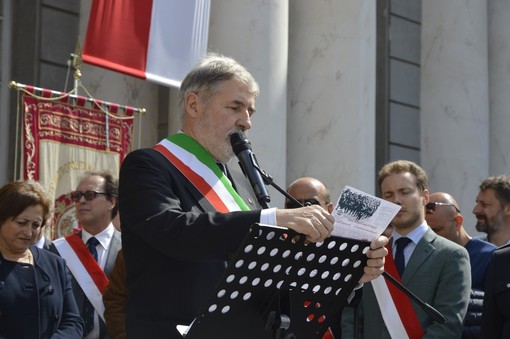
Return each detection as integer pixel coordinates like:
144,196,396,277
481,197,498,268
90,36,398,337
87,237,99,261
394,237,412,277
83,237,99,336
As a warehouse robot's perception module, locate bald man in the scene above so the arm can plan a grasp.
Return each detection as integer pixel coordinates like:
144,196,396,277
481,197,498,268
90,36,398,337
285,177,334,213
425,192,495,290
285,177,342,338
426,192,496,339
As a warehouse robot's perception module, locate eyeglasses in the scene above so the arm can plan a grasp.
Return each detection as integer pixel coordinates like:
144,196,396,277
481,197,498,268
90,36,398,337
285,198,323,209
70,190,108,202
425,202,461,214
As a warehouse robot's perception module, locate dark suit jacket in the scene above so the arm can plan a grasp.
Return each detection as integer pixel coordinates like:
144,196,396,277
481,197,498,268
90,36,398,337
119,148,262,339
0,246,84,338
103,249,127,339
42,236,57,252
481,244,510,339
52,229,122,339
342,228,471,338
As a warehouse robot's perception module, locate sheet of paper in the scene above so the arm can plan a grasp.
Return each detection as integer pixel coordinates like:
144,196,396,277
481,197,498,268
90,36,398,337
331,185,401,241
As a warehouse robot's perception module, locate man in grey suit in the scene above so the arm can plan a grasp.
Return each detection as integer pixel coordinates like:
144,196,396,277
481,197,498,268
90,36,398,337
54,171,122,339
342,160,471,338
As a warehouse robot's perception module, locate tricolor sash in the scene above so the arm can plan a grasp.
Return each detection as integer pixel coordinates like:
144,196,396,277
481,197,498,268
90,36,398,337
371,243,424,339
53,234,109,321
153,133,250,212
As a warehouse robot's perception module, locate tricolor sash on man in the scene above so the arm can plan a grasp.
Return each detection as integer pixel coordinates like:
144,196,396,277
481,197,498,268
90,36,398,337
153,133,250,213
53,234,109,321
371,243,424,339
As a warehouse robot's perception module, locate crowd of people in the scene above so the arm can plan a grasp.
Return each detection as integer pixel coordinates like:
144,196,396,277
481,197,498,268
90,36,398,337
1,54,509,339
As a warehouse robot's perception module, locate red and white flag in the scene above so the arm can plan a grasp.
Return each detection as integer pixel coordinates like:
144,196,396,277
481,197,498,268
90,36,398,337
83,0,210,88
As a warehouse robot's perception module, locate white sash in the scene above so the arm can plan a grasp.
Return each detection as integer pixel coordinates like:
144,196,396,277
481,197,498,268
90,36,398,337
53,237,106,322
372,276,409,339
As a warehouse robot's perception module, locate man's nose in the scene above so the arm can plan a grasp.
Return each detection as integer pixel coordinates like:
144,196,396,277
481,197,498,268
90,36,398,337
237,111,252,131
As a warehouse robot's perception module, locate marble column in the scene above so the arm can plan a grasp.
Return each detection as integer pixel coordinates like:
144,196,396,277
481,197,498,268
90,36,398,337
421,0,489,233
287,0,377,197
488,0,510,174
208,0,289,207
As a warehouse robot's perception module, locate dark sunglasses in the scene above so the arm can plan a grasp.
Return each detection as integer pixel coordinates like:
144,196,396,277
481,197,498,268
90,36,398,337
425,202,460,213
285,198,322,209
70,190,109,202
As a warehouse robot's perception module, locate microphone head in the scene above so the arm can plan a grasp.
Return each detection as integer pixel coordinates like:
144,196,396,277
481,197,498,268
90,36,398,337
230,131,252,155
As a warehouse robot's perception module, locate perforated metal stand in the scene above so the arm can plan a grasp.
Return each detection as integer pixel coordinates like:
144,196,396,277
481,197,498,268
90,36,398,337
184,223,370,339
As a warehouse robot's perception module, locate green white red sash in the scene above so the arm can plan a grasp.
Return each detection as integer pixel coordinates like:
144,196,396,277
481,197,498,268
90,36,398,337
53,233,108,321
153,133,250,212
371,243,424,339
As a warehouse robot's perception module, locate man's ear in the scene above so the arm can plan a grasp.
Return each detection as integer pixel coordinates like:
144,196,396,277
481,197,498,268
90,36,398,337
455,214,464,229
422,189,430,206
184,91,200,119
110,196,117,210
326,203,334,214
504,203,510,216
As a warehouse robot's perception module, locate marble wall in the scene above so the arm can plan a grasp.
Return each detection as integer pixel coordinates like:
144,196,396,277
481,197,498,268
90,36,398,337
287,0,377,199
421,0,489,233
208,0,289,207
489,0,510,175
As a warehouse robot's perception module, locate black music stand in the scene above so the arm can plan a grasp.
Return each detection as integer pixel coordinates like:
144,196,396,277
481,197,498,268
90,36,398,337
183,223,370,339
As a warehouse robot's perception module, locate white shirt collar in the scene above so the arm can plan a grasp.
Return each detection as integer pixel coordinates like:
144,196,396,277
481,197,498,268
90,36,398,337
81,223,114,250
392,221,429,247
34,235,46,249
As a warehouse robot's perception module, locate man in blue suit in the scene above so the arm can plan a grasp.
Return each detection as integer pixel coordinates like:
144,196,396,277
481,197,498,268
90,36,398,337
342,160,471,338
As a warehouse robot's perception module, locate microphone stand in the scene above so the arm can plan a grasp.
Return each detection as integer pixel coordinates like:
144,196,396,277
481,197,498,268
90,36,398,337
256,167,446,325
257,170,302,207
382,271,445,323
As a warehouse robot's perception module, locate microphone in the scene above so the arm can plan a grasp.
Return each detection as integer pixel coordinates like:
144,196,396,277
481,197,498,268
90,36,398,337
230,131,271,208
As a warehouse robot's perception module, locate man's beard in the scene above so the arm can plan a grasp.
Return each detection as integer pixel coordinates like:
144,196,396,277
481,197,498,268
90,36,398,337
218,130,237,162
475,218,488,232
195,116,239,163
477,214,504,234
392,209,422,231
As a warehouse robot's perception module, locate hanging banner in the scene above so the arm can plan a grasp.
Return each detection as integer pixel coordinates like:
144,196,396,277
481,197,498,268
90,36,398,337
21,86,135,238
82,0,210,88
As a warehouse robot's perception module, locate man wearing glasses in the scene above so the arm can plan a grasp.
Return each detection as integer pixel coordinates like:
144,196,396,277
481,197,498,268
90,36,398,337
285,177,347,339
285,177,334,213
426,192,496,338
53,171,122,339
425,192,496,290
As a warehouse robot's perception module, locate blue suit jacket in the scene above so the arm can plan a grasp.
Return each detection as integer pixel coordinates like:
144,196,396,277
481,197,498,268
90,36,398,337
342,227,471,338
0,246,84,338
119,148,262,339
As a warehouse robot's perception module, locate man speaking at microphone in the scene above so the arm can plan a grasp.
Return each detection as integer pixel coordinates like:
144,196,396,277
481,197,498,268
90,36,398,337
119,53,388,339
